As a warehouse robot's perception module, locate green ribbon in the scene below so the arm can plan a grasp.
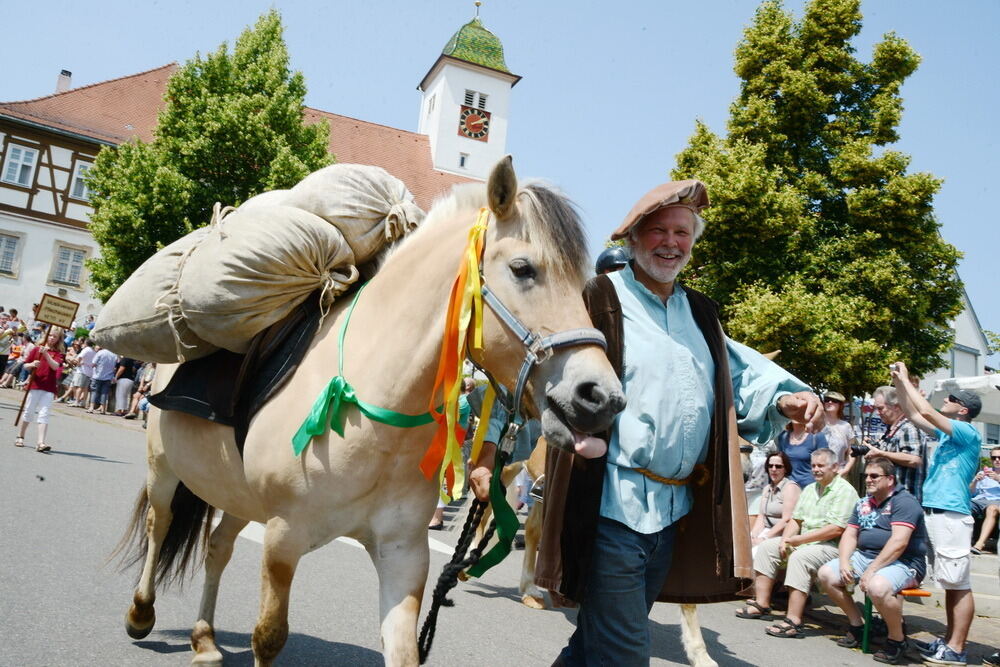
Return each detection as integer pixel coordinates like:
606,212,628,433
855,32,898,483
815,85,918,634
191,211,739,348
292,282,436,456
292,374,436,456
465,445,520,577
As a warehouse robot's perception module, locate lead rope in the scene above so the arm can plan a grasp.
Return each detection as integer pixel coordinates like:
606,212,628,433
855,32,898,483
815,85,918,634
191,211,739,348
417,443,511,664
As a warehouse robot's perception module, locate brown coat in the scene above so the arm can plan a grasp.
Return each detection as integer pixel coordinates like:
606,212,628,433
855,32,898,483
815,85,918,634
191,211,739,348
534,274,753,604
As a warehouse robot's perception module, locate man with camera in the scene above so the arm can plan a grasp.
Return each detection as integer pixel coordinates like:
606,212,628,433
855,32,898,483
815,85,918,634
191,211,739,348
857,386,927,504
891,362,982,666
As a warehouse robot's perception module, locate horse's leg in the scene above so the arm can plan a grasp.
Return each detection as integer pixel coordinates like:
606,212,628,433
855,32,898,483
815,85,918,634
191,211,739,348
679,603,718,667
251,517,305,667
125,452,179,639
370,530,429,667
191,512,249,666
519,500,546,609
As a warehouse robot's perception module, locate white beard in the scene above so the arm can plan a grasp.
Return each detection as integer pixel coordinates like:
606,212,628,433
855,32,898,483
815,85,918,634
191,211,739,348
633,245,691,285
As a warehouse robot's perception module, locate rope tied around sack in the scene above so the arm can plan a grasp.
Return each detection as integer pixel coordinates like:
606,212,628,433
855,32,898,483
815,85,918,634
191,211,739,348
316,265,360,327
384,200,423,242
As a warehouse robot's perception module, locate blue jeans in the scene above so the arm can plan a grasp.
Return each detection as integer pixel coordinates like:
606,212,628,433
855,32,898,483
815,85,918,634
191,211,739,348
90,378,112,408
559,516,678,667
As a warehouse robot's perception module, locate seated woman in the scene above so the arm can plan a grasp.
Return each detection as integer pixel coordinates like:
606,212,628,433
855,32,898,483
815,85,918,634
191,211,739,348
751,451,801,556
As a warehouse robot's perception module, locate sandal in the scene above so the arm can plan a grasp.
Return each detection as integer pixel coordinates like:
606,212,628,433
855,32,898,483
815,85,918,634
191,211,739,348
14,437,25,447
36,443,52,453
872,637,906,664
735,600,772,620
836,624,864,648
765,619,805,638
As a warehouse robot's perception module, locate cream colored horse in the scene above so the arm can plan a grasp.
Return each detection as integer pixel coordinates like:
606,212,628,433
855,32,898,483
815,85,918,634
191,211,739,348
117,157,625,666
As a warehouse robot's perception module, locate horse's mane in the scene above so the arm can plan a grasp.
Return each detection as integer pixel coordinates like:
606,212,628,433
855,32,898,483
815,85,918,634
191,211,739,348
382,181,589,285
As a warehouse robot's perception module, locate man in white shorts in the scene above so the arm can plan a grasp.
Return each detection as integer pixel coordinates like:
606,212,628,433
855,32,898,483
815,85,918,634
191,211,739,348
892,362,982,666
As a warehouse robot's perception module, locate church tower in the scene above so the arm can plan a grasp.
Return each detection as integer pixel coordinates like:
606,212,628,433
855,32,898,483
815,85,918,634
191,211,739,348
417,11,520,180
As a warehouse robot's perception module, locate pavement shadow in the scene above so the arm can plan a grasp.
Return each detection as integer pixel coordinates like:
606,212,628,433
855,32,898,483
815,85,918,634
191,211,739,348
460,580,578,621
50,450,131,464
140,628,383,665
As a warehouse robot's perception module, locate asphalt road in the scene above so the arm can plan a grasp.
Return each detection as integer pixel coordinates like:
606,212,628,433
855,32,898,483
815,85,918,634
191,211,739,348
2,388,998,667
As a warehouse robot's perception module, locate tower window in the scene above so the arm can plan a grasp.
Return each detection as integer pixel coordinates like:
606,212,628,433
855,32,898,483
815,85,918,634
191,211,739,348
459,153,469,169
464,89,488,110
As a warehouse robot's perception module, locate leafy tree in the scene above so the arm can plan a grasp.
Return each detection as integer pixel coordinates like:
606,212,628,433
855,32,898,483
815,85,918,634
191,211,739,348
86,10,332,300
672,0,963,397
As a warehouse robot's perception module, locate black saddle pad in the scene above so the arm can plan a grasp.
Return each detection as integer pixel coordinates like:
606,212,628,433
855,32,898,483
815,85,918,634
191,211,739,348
149,291,325,453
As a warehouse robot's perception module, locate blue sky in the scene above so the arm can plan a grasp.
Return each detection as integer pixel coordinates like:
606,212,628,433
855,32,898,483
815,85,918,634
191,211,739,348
4,0,997,357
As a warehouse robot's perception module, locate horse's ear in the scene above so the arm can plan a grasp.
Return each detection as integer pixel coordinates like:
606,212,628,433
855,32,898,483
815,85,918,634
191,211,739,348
487,155,517,221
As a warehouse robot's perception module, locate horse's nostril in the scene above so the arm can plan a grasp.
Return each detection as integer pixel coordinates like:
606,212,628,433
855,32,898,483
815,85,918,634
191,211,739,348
573,381,607,410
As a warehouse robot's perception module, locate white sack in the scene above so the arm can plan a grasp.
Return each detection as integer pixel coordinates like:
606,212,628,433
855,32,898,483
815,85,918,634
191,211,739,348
178,204,358,353
282,164,424,264
238,189,289,213
91,228,218,363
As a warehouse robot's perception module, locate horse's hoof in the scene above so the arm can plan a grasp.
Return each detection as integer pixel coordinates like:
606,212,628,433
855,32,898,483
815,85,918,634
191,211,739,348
191,650,223,666
125,611,155,639
521,594,546,609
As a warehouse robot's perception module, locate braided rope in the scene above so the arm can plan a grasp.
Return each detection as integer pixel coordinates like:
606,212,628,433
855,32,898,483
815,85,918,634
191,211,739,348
417,497,499,664
634,463,710,487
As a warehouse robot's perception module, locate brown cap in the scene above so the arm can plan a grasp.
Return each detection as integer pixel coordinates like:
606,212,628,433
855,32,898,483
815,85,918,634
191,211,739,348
611,180,710,240
823,391,847,403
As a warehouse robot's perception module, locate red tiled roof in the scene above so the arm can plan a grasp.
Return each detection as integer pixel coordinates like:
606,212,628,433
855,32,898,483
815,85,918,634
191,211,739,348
0,64,474,210
0,64,178,144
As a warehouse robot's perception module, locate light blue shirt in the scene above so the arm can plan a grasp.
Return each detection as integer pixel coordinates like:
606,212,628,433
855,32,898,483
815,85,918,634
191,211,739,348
923,420,982,514
600,265,811,534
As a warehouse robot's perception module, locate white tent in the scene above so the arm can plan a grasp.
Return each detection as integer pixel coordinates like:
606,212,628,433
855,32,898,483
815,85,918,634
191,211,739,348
929,374,1000,424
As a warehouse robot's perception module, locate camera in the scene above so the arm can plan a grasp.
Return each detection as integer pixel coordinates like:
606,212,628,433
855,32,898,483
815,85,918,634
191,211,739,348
849,443,870,458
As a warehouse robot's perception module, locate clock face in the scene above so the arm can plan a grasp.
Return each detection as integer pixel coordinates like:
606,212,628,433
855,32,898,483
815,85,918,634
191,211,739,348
457,105,491,142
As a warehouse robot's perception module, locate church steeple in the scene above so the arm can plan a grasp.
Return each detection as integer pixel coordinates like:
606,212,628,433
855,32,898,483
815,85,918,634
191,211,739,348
417,9,520,180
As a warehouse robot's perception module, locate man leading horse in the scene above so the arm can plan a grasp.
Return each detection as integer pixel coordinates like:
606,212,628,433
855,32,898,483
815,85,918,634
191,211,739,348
473,179,825,666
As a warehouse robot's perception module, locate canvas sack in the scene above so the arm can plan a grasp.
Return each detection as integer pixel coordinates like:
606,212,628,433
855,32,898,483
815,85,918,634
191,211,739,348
178,204,358,353
282,164,424,264
91,227,218,363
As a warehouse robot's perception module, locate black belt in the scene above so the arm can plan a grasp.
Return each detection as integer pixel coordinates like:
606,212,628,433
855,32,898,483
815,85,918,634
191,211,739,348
925,508,947,514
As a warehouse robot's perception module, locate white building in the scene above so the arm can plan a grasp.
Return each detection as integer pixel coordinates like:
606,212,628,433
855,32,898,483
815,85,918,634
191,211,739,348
921,284,998,445
417,16,520,180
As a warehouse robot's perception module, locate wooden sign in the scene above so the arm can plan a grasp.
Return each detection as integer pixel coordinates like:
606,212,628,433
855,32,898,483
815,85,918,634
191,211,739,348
34,293,79,329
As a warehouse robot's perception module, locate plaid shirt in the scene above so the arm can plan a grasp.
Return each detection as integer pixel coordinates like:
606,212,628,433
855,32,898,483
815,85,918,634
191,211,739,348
882,418,927,504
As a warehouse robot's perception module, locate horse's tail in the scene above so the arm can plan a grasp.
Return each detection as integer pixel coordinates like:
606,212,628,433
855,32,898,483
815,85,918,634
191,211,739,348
111,483,216,588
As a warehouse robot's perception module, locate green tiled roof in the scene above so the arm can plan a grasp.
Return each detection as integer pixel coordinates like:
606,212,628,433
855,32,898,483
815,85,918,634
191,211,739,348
442,17,511,73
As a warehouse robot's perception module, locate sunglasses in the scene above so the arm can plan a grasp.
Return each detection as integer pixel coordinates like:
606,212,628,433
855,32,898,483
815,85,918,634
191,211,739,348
991,455,1000,460
864,473,887,480
947,394,967,408
767,464,785,469
822,398,843,404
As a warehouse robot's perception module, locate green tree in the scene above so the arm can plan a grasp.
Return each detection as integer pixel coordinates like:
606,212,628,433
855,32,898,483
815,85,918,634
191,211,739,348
86,10,332,300
673,0,963,397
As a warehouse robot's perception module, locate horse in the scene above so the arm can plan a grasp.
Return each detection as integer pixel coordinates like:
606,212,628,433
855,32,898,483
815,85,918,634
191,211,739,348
115,156,625,667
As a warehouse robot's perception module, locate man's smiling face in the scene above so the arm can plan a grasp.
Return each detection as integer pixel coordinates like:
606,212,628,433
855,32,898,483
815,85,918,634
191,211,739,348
631,206,696,286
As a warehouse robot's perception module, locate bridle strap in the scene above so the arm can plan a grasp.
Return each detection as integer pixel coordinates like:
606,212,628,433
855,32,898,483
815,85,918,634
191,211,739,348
480,283,606,430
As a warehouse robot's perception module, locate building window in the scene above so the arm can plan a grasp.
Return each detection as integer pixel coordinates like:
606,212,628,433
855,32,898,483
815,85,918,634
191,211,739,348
0,233,19,275
50,244,87,287
459,153,469,169
2,144,38,187
987,423,999,445
70,161,92,200
464,89,488,110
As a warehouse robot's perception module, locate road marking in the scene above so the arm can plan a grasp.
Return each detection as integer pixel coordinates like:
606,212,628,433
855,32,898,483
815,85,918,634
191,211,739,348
228,520,455,556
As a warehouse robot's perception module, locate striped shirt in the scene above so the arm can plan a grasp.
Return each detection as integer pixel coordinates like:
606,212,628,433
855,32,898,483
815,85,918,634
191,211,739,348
882,418,927,504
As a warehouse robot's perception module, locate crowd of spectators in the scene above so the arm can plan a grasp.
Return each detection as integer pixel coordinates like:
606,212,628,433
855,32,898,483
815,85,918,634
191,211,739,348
737,367,996,665
3,305,157,454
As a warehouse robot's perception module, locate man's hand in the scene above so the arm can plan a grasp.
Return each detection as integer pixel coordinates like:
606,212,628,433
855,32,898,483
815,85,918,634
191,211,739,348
777,392,825,433
779,535,798,558
469,464,492,502
859,568,874,594
839,560,854,588
889,361,909,385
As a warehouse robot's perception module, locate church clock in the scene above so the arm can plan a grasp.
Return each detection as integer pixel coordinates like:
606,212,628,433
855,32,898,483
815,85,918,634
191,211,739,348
457,105,491,142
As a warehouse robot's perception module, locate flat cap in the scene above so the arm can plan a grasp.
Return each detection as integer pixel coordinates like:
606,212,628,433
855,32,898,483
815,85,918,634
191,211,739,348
611,179,710,240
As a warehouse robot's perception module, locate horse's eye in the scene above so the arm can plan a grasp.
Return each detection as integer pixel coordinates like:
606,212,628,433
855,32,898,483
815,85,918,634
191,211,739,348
509,258,536,280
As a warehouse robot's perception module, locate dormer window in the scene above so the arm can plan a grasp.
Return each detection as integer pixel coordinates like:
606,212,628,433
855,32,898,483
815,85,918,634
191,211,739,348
464,89,488,110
